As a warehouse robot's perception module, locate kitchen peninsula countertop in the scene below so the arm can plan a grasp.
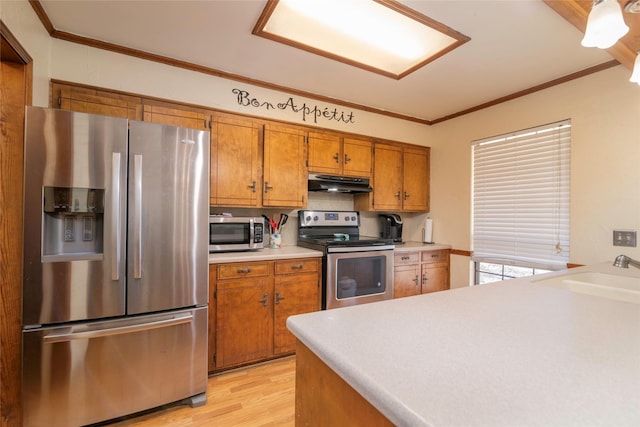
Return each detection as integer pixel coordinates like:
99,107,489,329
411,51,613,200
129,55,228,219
287,262,640,426
208,246,322,264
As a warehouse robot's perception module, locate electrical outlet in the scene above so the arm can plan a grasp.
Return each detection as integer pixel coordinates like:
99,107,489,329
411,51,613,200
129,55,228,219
613,230,637,247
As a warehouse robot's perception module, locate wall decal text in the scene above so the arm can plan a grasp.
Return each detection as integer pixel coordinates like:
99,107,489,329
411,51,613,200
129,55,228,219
232,89,355,125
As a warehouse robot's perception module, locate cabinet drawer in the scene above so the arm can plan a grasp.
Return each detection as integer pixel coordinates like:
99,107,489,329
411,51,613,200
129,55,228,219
421,250,450,264
276,258,319,275
217,262,270,279
394,252,419,265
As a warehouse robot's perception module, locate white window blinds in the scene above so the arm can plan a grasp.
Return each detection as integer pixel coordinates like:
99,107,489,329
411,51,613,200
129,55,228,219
471,120,571,270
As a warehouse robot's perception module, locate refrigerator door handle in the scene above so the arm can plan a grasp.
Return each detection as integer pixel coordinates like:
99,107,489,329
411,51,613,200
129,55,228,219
133,154,143,279
111,152,122,281
42,315,194,344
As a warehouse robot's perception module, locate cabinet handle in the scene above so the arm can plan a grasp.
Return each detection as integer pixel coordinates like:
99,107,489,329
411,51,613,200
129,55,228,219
404,191,409,200
395,191,401,200
431,254,438,259
275,292,285,304
422,274,427,285
259,293,268,307
401,256,410,261
413,275,419,285
291,264,304,270
237,268,252,273
344,154,351,164
248,181,256,192
333,153,340,163
264,182,273,193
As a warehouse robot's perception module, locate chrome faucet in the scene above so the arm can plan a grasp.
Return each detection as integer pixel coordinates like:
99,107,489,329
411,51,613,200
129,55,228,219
613,255,640,269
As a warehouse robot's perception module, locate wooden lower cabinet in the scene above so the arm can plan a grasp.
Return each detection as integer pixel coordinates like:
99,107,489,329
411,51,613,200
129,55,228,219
210,257,320,372
295,341,394,426
393,252,421,298
393,249,450,298
214,261,273,369
274,259,320,355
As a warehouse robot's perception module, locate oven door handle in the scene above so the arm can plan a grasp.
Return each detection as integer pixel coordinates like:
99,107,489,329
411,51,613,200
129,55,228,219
327,245,395,253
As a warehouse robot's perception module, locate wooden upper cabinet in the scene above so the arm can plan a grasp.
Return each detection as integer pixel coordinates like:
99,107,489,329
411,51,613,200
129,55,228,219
343,137,372,177
263,123,308,208
308,132,342,175
355,142,430,212
402,146,430,212
369,143,404,211
51,81,142,119
308,132,372,178
211,114,262,207
142,103,209,130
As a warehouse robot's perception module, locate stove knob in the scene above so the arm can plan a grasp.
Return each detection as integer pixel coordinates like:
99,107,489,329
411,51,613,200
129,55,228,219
305,216,311,223
345,216,350,221
313,216,319,222
351,216,356,222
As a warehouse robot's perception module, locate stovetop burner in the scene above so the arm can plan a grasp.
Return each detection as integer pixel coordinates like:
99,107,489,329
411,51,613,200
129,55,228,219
297,210,394,249
298,234,392,247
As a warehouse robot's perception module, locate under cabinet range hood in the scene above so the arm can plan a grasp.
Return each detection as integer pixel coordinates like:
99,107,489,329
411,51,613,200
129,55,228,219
308,173,373,193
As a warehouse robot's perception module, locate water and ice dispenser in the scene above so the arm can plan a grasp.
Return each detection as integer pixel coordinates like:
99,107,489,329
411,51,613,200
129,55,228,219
42,186,105,260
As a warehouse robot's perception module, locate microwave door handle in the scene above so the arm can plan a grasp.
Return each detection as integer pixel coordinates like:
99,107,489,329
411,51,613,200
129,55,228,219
111,153,121,281
133,154,143,279
249,219,256,249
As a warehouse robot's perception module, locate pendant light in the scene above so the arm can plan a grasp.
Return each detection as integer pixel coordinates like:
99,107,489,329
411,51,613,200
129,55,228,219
630,52,640,84
581,0,629,49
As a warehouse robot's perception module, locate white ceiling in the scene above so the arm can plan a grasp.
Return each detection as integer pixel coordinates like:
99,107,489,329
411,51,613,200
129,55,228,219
39,0,614,122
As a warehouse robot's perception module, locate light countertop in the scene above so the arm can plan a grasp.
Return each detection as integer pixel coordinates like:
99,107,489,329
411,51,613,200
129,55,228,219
287,262,640,426
209,245,322,264
393,241,451,252
209,242,450,264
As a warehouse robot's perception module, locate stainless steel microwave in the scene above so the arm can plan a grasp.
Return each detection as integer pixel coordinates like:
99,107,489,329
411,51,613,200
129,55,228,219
209,216,264,252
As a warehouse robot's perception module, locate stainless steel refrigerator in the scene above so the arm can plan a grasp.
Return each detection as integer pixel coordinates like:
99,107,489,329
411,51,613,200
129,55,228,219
22,107,209,427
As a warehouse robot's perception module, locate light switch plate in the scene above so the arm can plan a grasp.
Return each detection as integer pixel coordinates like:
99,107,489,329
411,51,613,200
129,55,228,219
613,230,637,247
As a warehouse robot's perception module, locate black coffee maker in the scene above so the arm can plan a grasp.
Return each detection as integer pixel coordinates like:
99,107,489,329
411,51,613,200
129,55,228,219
379,214,403,243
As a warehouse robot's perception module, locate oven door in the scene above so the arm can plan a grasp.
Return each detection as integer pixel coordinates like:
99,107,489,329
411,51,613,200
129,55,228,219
325,245,394,309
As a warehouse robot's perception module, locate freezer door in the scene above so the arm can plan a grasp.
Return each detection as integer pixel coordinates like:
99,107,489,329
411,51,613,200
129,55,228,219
23,107,128,326
22,307,208,427
127,121,209,314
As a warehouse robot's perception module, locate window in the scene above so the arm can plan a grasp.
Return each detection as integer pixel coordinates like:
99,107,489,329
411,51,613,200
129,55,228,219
471,120,571,284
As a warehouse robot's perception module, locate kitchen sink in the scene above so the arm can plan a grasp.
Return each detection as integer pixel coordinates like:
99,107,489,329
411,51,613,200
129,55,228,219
533,272,640,304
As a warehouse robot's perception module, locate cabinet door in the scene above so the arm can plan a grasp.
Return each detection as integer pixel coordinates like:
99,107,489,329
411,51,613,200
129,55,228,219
402,146,430,212
343,138,372,177
308,132,342,175
142,104,209,130
211,115,261,206
215,271,273,369
372,143,403,211
393,264,421,298
263,123,308,208
421,264,449,294
273,270,320,355
51,82,142,120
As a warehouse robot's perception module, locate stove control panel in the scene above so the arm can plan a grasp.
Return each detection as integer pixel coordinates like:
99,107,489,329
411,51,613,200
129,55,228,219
298,210,360,227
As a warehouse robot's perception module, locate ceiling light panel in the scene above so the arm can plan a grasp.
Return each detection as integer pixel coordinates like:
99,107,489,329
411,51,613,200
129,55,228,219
253,0,470,79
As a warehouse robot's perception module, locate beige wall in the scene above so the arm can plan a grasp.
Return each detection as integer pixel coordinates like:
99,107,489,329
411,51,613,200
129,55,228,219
431,65,640,287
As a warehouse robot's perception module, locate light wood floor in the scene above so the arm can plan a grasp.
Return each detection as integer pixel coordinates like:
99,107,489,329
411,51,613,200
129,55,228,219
108,357,296,427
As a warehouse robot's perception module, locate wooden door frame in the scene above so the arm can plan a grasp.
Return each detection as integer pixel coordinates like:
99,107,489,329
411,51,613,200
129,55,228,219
1,19,32,427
